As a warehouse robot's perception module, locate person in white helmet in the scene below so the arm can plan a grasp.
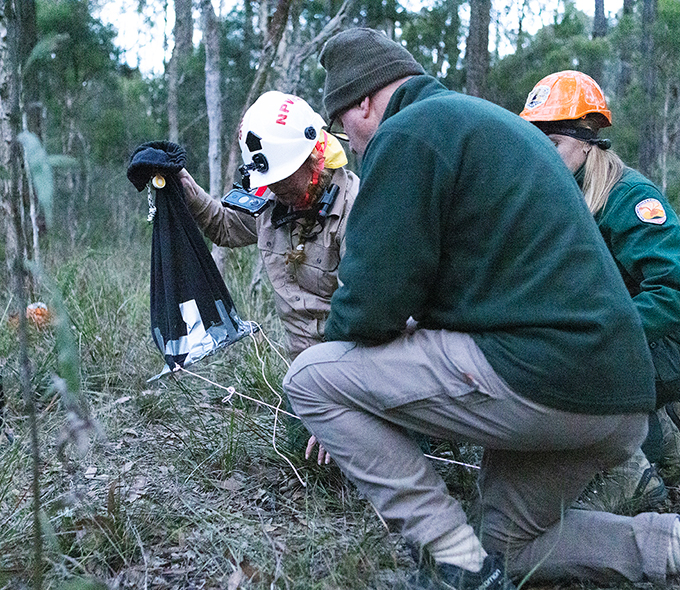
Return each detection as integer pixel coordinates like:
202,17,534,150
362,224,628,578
179,91,359,463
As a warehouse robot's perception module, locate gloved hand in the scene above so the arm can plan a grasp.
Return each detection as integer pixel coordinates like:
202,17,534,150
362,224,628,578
127,140,186,191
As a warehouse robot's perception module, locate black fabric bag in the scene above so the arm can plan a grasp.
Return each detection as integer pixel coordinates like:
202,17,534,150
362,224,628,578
127,141,255,379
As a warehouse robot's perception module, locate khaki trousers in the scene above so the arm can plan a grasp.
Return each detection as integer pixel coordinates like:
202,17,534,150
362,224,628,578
283,329,677,584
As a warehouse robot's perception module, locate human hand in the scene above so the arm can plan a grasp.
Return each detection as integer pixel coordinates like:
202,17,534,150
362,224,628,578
305,435,332,465
405,316,419,334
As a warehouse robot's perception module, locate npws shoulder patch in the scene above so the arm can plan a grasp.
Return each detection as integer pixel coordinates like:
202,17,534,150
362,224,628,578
635,198,667,225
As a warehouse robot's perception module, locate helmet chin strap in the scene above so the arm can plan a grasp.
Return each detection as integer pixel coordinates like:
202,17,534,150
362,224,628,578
535,121,612,150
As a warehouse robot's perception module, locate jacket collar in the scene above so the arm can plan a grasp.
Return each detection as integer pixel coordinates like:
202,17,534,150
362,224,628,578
381,75,448,124
326,168,349,219
270,167,350,229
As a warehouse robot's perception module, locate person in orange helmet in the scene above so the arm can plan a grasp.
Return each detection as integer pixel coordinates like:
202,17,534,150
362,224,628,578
521,70,680,513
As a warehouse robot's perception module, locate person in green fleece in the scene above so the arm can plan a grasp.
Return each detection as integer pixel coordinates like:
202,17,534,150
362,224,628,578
283,28,680,590
520,70,680,514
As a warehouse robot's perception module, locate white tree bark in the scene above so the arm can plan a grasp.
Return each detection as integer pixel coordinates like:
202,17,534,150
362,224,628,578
659,79,679,195
0,2,18,272
200,0,222,198
278,0,355,96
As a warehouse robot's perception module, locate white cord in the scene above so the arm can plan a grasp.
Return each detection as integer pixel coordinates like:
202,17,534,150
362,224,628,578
248,322,291,369
178,324,481,474
179,368,299,420
246,328,307,487
424,453,480,470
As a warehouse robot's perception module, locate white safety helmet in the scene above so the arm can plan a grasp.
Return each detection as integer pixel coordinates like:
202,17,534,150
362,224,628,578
238,91,327,189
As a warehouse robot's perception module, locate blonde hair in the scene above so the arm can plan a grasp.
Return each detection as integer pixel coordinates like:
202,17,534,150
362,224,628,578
573,116,625,216
582,147,625,215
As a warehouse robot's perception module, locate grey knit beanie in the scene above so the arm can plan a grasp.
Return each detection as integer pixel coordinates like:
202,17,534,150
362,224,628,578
320,28,425,121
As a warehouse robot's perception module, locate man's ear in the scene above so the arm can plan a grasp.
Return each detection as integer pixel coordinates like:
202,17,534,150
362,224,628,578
358,96,371,119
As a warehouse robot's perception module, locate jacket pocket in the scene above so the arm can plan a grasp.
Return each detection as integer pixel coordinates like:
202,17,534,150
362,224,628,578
651,330,680,405
295,240,340,297
651,330,680,382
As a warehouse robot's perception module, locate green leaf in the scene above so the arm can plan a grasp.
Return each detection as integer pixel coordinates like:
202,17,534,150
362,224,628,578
23,33,70,73
47,154,79,169
17,131,54,228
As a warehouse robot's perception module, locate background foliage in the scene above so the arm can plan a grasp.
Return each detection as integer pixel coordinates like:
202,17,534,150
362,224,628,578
31,0,680,225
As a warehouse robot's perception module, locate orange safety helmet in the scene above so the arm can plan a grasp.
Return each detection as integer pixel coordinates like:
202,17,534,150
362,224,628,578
519,70,612,127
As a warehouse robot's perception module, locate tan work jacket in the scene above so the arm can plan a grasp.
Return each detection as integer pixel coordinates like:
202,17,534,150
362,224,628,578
184,167,359,358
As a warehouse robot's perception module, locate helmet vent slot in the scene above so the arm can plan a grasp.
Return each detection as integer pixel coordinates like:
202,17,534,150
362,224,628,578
245,131,263,152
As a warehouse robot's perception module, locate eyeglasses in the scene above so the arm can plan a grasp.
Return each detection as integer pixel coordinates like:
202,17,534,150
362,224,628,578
326,119,349,142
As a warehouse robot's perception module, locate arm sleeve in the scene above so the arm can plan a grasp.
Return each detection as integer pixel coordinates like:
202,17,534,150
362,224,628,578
606,183,680,342
182,175,258,247
325,132,447,343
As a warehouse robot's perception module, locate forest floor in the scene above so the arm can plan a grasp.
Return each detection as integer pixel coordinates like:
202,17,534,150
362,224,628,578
1,246,679,590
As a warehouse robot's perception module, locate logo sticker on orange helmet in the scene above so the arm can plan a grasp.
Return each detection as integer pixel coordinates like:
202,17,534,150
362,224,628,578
524,85,551,110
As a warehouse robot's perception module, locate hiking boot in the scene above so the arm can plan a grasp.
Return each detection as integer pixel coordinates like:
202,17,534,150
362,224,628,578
574,447,667,514
410,553,516,590
660,403,680,485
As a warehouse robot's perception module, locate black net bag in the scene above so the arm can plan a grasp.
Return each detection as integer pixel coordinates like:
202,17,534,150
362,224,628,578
127,141,256,380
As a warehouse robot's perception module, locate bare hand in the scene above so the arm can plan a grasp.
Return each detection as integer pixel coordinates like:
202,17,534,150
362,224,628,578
305,435,332,465
177,168,199,200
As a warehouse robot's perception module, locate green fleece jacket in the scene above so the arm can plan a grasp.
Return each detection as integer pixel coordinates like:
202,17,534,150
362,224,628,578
591,167,680,344
325,75,655,415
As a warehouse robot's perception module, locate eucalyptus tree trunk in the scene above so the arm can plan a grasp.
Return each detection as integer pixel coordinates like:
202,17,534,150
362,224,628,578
1,2,42,588
199,0,228,270
590,0,607,84
617,0,635,97
167,0,193,143
1,0,40,271
515,0,528,54
201,0,222,199
277,0,355,96
466,0,490,99
593,0,607,38
639,0,658,177
0,3,18,273
659,79,679,195
19,0,40,138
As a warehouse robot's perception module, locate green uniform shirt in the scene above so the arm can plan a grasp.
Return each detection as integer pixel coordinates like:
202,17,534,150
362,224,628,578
591,167,680,343
325,75,655,415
